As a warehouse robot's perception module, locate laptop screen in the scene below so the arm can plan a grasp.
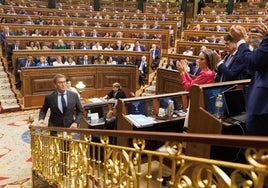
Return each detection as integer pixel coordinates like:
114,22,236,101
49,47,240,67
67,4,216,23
223,89,246,116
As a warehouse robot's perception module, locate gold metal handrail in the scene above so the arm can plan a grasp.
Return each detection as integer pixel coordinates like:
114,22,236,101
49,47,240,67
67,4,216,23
29,125,268,188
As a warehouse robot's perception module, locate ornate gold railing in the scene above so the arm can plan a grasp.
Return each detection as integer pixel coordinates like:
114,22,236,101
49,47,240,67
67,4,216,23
29,125,268,188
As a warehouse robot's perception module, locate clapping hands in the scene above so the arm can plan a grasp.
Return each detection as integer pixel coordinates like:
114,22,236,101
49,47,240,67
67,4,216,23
176,59,189,74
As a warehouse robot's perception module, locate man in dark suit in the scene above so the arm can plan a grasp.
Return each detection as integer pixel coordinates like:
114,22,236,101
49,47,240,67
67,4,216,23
66,26,77,37
7,40,21,62
38,74,83,131
230,24,268,136
215,34,252,82
133,40,146,51
77,54,92,65
16,55,35,88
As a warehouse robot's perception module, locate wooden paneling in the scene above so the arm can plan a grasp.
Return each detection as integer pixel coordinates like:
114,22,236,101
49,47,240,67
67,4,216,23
155,68,184,94
21,65,138,109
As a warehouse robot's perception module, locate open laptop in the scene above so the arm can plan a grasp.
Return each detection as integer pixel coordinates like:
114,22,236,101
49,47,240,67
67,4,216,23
222,89,246,124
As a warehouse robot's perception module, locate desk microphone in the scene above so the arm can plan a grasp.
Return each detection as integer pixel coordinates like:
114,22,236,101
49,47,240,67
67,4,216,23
209,84,238,100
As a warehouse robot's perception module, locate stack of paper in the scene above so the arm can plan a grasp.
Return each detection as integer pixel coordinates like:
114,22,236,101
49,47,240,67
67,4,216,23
125,114,156,128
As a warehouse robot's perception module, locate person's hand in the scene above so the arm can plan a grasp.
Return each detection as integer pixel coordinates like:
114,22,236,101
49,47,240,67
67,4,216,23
257,23,268,37
37,119,46,126
230,25,248,42
176,60,186,74
70,122,78,128
214,50,222,63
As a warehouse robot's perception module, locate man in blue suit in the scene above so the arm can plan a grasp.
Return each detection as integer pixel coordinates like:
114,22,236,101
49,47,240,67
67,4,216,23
38,74,83,132
230,24,268,136
133,40,146,51
215,34,252,82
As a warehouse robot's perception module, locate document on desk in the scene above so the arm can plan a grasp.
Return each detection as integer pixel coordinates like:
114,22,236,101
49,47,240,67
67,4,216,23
90,98,105,103
125,114,156,128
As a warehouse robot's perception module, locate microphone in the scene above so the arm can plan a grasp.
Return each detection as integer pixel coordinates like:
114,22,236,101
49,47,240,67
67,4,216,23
209,84,237,100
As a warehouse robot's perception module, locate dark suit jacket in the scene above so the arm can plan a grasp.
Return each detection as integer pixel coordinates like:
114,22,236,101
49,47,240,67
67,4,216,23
150,48,161,61
107,89,126,99
216,53,252,82
18,60,35,70
133,45,146,51
66,32,77,37
1,31,14,43
237,35,268,135
238,36,268,115
39,90,83,128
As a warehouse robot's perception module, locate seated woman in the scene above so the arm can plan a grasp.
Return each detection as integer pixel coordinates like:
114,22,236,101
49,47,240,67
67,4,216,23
103,82,126,133
36,56,49,67
54,39,67,49
102,82,126,100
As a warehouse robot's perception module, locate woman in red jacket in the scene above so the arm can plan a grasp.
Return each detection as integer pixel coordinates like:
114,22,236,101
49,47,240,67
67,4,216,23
177,48,217,91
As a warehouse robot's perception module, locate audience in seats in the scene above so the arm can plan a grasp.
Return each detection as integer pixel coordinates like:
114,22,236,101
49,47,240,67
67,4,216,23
114,40,124,50
57,29,66,37
31,29,42,36
77,54,92,65
123,56,134,65
89,29,100,37
92,41,103,50
124,43,133,51
80,41,91,50
64,56,76,65
54,39,67,49
26,41,39,50
165,59,177,70
53,56,65,66
36,56,49,67
182,47,194,56
16,54,35,88
106,56,117,64
133,40,146,51
104,43,114,50
66,26,77,36
68,41,76,50
94,54,105,64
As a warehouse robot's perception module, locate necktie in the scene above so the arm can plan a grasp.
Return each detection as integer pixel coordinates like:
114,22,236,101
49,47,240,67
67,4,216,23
61,93,67,113
225,55,233,68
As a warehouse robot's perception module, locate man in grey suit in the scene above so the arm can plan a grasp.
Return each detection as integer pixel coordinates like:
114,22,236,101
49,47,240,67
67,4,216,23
38,74,84,131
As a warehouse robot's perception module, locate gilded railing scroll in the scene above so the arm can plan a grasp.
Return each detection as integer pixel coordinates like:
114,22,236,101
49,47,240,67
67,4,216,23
29,125,268,188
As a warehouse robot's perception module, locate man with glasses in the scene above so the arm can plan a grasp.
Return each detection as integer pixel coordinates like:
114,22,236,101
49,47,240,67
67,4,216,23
38,74,83,132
